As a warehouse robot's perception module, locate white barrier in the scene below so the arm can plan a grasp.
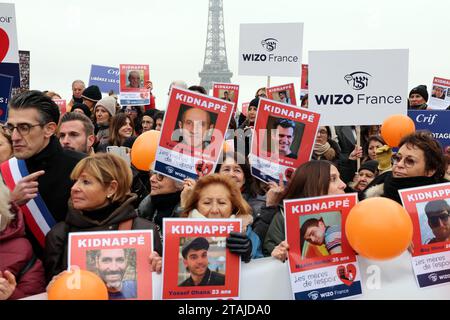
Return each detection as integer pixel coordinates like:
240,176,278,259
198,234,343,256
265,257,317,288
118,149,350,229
22,252,450,300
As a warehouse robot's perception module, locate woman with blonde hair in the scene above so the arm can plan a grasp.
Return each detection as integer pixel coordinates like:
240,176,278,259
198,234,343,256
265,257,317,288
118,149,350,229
44,153,162,282
180,174,263,261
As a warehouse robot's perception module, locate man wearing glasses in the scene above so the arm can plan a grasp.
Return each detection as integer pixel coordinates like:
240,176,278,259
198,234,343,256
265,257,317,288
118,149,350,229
425,200,450,244
0,91,85,253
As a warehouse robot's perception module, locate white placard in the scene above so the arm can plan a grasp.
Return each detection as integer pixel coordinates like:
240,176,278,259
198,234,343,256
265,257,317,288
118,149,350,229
309,49,409,126
238,23,303,77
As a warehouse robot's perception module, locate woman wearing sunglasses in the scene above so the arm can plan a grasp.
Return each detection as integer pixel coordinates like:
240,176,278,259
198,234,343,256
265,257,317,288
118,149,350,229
363,131,447,203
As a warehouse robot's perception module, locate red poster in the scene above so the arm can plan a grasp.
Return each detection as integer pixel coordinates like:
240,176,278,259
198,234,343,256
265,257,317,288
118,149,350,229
267,83,297,106
241,102,249,117
284,194,362,300
68,230,153,300
119,64,150,106
53,99,66,115
301,64,309,93
154,87,234,182
162,219,241,300
212,83,239,115
249,98,320,183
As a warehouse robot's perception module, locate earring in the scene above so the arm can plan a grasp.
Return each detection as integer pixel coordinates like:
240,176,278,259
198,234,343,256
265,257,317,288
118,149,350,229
107,194,112,199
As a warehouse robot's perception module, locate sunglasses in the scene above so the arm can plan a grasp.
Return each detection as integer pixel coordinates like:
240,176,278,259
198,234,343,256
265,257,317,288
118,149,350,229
429,213,450,228
392,154,417,168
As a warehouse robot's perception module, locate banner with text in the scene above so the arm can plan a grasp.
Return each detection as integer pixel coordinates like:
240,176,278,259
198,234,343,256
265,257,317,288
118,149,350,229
408,110,450,151
89,64,120,94
0,3,20,87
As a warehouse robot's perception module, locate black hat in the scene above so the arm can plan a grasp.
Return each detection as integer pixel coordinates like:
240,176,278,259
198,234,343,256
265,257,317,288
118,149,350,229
358,160,379,174
182,237,209,259
425,200,450,218
249,97,260,108
81,85,102,102
71,103,92,118
409,85,429,102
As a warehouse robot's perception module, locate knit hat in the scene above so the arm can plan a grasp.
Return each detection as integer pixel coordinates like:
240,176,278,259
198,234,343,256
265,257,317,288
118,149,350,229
81,85,102,102
359,160,379,174
95,96,116,117
70,103,92,118
249,97,260,108
409,85,429,102
375,145,393,172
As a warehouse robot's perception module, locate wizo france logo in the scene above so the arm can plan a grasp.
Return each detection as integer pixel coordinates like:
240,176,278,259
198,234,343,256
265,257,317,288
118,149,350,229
307,291,319,300
428,273,438,282
261,38,278,52
344,71,372,90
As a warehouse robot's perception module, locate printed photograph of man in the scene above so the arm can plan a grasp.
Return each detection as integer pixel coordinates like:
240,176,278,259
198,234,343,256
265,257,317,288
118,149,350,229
267,117,304,159
127,70,142,88
172,105,216,150
91,248,137,299
421,199,450,245
431,86,446,100
220,90,233,102
277,90,291,104
300,212,342,259
178,237,225,287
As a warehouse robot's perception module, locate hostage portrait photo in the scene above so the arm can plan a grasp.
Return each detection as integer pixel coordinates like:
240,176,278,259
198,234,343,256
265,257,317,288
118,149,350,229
262,115,305,160
86,248,137,299
177,236,226,287
299,211,342,259
417,199,450,246
171,104,218,150
126,70,144,88
218,89,235,102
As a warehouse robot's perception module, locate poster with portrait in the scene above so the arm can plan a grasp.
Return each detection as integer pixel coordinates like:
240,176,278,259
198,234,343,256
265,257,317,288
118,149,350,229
428,77,450,110
212,83,239,115
154,87,234,182
241,102,249,117
249,98,320,183
0,73,13,123
68,230,154,300
53,99,66,115
267,83,297,106
0,3,20,87
399,183,450,288
119,64,150,106
301,64,309,97
162,218,241,300
284,194,362,300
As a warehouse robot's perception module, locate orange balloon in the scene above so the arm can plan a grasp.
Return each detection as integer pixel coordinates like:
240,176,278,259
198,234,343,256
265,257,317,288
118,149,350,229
345,197,413,260
380,114,415,147
131,130,160,171
47,269,108,300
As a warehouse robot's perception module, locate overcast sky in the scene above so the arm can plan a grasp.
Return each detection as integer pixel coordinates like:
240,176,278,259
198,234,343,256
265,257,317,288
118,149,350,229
7,0,450,109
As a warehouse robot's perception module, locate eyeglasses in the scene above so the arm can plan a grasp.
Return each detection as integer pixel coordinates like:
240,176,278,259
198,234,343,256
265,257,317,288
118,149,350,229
429,213,450,228
149,171,164,181
125,108,138,114
392,154,417,168
4,123,44,136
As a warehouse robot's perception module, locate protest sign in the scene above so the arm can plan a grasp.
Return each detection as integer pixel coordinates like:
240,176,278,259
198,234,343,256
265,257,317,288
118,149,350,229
241,102,249,117
301,64,308,96
309,49,409,126
0,3,20,87
428,77,450,110
399,183,450,289
68,230,154,300
267,83,297,106
212,83,239,114
53,99,66,115
154,87,234,182
249,98,320,183
119,64,150,106
0,73,13,123
89,65,120,94
162,218,241,300
238,23,303,77
284,194,362,300
408,110,450,150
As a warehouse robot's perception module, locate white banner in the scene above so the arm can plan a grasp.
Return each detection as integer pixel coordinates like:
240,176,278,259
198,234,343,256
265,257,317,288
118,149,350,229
309,49,409,126
238,23,303,77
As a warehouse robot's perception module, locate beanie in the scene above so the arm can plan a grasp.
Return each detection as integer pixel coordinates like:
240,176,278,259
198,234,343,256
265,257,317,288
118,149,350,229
81,85,102,102
71,103,92,118
375,145,393,172
409,85,429,102
359,160,379,174
95,96,116,117
249,97,260,108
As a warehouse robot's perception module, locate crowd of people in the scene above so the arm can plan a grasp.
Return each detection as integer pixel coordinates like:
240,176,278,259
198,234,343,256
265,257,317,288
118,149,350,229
0,80,449,300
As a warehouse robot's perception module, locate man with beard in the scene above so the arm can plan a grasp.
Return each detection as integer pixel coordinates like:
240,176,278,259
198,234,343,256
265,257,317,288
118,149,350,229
95,248,137,299
179,237,225,287
425,200,450,244
58,112,95,154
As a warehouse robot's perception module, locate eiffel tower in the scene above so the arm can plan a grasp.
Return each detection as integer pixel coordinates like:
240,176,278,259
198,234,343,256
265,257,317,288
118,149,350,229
199,0,233,93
